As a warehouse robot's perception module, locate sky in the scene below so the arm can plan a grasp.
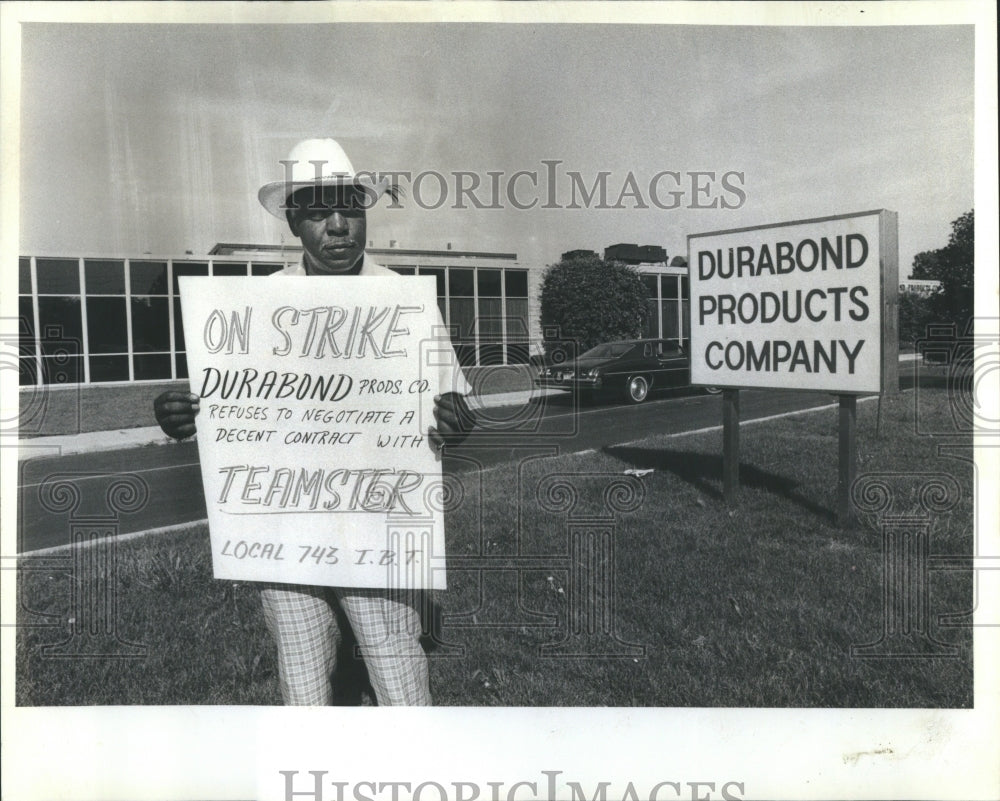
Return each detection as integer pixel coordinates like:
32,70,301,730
18,22,974,272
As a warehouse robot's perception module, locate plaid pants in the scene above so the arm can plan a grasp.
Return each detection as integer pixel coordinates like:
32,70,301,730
259,584,430,706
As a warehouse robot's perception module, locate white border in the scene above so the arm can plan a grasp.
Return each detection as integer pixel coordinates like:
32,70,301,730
2,3,997,801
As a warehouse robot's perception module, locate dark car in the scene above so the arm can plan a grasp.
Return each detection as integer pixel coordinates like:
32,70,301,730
536,338,713,404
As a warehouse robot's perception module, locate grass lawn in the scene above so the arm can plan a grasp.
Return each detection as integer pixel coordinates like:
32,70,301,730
16,385,973,706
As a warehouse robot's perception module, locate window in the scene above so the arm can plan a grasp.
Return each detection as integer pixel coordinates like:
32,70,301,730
449,268,474,297
130,261,169,295
131,297,170,352
86,297,128,353
643,300,659,339
505,298,529,335
40,354,83,385
211,262,249,277
19,257,32,294
505,270,528,298
133,353,172,381
656,340,681,358
478,298,503,341
37,297,83,357
35,258,80,295
84,260,125,295
449,291,476,367
19,251,533,382
478,269,502,298
661,299,679,342
19,294,37,386
582,343,634,359
36,261,84,383
478,296,503,366
19,358,38,387
89,355,129,382
19,261,37,385
19,296,35,353
455,343,477,368
449,297,476,339
504,297,530,365
17,282,38,387
173,298,187,351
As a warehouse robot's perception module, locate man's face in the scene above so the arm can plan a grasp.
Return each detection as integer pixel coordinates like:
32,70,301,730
286,186,368,275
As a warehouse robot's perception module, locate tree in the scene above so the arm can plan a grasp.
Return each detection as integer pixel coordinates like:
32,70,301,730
898,291,934,351
539,253,650,358
909,249,943,280
910,210,974,333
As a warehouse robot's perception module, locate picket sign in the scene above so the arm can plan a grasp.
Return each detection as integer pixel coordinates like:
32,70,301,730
179,276,453,587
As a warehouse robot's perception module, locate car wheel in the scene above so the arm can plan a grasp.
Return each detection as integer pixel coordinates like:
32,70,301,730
626,375,650,404
704,386,722,395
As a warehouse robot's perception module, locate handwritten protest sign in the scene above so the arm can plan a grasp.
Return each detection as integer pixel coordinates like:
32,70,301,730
179,276,452,590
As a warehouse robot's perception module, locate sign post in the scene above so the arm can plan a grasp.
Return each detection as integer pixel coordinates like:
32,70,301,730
723,389,740,504
837,395,858,527
688,210,898,522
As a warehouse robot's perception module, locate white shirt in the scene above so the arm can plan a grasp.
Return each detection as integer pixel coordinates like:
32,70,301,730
278,255,397,278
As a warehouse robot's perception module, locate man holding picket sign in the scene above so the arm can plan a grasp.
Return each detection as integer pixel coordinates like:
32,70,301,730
153,138,474,705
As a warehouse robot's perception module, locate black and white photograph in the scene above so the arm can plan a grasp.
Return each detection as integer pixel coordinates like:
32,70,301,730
1,2,997,800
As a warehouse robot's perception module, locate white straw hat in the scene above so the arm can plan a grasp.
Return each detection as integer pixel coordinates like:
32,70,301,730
257,138,390,219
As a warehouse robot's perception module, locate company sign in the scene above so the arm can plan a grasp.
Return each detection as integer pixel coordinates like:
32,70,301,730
688,210,897,394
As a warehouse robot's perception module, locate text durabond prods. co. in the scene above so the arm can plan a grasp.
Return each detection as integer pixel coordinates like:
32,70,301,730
688,210,896,393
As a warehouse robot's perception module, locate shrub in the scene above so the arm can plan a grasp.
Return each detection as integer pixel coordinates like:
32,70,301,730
898,291,934,351
539,254,650,359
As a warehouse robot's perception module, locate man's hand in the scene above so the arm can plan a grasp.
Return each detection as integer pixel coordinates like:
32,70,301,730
153,391,200,440
428,392,474,458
